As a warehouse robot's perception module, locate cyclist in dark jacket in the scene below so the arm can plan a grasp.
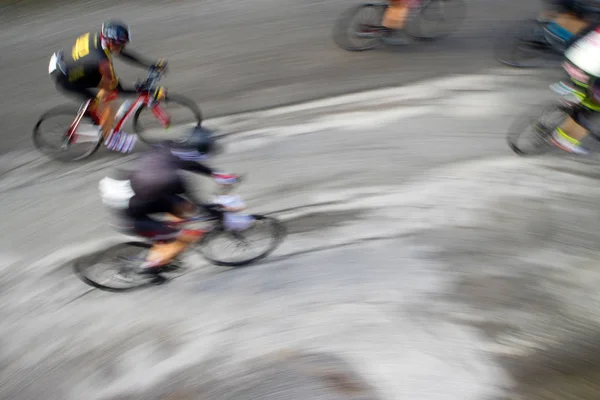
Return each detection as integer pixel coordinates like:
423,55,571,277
100,126,239,274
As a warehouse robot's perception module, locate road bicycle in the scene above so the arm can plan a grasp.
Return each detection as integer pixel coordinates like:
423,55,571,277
507,74,600,156
33,65,203,162
332,0,466,52
75,175,287,292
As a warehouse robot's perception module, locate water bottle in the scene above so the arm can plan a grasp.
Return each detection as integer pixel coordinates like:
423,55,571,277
116,99,134,121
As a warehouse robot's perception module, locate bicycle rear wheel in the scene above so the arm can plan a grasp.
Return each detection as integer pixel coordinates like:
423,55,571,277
332,2,388,52
406,0,467,40
132,94,203,145
198,215,286,267
73,241,168,292
32,105,103,162
507,103,569,156
494,19,562,68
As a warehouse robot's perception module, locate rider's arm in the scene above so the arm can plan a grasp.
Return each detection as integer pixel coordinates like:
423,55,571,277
177,158,216,176
173,157,227,219
171,147,239,185
118,48,155,68
175,154,239,184
168,149,214,176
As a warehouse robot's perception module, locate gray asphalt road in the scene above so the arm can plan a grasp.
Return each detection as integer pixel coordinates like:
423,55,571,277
5,1,598,399
0,0,543,153
4,71,600,399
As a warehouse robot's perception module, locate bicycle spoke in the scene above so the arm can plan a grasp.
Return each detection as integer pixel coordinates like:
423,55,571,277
133,94,202,144
199,215,285,267
73,242,162,291
33,106,102,162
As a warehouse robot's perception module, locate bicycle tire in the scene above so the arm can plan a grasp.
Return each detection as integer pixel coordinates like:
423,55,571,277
132,94,203,145
198,214,287,267
332,2,388,52
73,241,166,292
32,105,103,162
507,102,570,156
405,0,467,41
494,19,562,69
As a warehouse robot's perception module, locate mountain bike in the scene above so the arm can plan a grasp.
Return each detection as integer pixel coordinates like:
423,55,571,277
333,0,466,52
74,176,287,292
33,66,203,162
507,76,600,156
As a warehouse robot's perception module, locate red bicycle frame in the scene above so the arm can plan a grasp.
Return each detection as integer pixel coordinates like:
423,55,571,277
66,92,171,145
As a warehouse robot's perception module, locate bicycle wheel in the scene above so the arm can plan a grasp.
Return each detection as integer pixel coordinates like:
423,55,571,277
405,0,466,40
198,215,287,267
73,241,168,292
32,105,103,162
132,94,203,145
494,19,562,68
332,2,388,52
507,103,570,156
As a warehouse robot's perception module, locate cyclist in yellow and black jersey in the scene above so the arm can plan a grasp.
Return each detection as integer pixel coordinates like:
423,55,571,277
49,20,167,153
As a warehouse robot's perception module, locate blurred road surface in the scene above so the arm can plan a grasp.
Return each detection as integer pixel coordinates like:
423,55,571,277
5,1,600,399
4,70,600,399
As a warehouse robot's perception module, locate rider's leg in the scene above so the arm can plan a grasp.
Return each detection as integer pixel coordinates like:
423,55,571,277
383,0,409,29
382,0,412,44
54,78,100,122
135,195,205,272
565,22,599,48
165,200,198,222
96,86,138,153
144,228,205,271
539,0,570,21
554,13,590,36
543,0,591,39
551,115,590,154
552,81,600,154
95,89,119,140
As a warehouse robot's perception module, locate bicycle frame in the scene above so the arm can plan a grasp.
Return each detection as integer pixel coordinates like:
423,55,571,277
64,98,94,146
65,88,171,146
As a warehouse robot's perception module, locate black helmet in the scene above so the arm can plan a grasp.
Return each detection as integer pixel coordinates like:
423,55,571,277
171,125,219,155
101,20,131,44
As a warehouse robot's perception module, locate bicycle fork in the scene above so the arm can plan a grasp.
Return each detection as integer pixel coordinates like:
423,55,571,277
149,99,171,129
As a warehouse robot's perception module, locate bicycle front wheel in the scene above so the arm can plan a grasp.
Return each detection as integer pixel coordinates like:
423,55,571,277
198,215,286,267
32,105,103,162
507,102,569,156
132,94,203,145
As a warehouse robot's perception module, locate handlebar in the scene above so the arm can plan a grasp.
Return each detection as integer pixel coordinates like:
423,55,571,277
134,64,167,93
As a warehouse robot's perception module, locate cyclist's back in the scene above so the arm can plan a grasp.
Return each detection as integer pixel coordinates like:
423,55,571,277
127,145,191,212
62,32,111,88
125,127,236,217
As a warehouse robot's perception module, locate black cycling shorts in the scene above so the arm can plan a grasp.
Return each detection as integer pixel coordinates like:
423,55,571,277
52,70,97,103
124,195,189,241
